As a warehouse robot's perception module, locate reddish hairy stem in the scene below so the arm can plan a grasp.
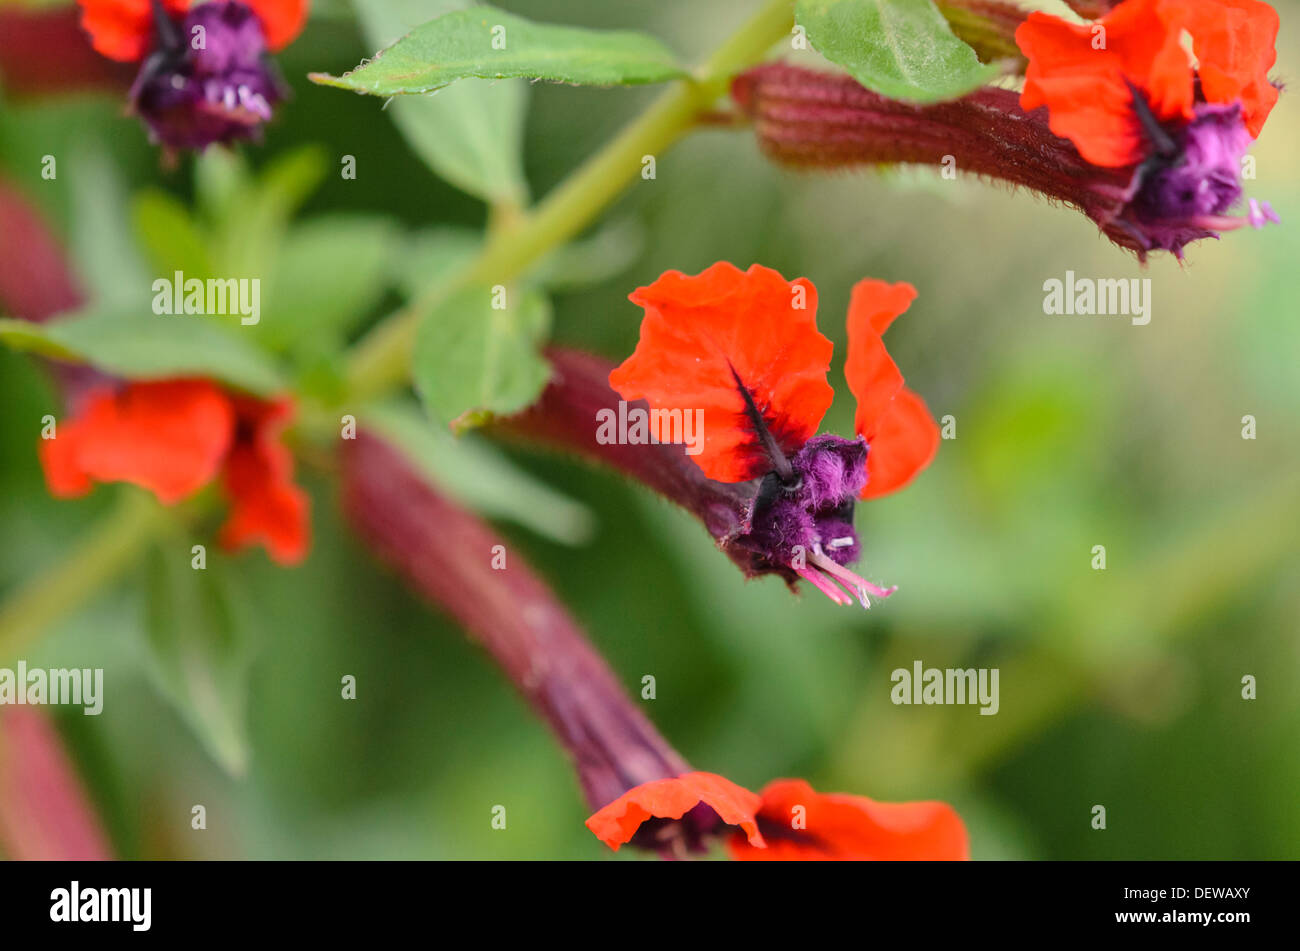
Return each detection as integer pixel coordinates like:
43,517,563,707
731,65,1140,252
0,708,113,860
340,430,691,817
0,180,83,322
0,8,131,99
936,0,1029,64
494,348,770,576
0,177,107,407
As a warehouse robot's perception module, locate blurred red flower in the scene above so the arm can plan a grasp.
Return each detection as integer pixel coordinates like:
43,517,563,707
587,771,969,860
39,378,309,564
78,0,306,62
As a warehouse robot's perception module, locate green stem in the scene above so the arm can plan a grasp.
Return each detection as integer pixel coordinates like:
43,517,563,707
343,0,794,401
0,491,166,664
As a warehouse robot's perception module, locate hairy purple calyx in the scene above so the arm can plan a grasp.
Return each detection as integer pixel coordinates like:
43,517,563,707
1111,100,1279,257
128,0,283,151
736,434,896,609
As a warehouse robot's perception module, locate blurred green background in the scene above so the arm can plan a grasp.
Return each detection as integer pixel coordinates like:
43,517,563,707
0,0,1297,859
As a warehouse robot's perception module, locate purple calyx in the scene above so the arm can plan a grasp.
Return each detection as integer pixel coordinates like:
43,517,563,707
739,433,896,609
128,0,283,151
1115,100,1279,257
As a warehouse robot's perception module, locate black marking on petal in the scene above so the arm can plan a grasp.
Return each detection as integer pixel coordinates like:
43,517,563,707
1125,77,1179,159
728,361,795,484
150,0,184,52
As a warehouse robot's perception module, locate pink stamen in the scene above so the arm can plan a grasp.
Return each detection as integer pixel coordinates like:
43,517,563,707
809,548,897,608
794,564,853,606
1248,198,1281,228
1188,201,1280,233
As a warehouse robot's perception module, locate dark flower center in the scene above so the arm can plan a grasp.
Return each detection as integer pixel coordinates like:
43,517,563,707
1131,102,1250,224
1107,91,1276,257
128,0,283,151
744,433,867,571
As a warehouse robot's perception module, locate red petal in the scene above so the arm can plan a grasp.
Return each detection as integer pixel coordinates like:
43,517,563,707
217,395,309,564
38,379,234,503
245,0,308,51
844,279,910,435
728,779,969,861
862,388,940,499
1016,0,1194,167
76,0,305,61
76,0,189,62
586,771,764,851
1174,0,1279,136
844,279,938,499
608,263,833,483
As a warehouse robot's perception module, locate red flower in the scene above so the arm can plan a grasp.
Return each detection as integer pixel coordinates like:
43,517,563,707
608,264,938,608
78,0,305,62
39,378,309,564
215,393,309,563
587,771,969,860
586,771,764,853
609,263,833,484
1016,0,1279,168
610,263,937,499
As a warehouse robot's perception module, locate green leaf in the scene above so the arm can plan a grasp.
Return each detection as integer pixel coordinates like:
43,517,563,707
141,548,253,776
256,146,331,218
260,214,397,351
355,0,529,203
795,0,1000,104
311,4,686,96
0,310,285,395
365,400,595,545
392,227,482,300
194,147,248,223
411,284,551,432
198,145,328,280
69,149,151,311
132,189,213,280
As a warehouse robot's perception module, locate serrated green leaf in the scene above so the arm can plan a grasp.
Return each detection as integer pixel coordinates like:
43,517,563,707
311,4,686,96
365,400,594,545
411,284,551,432
355,0,530,203
0,311,285,395
141,549,253,776
795,0,1000,104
